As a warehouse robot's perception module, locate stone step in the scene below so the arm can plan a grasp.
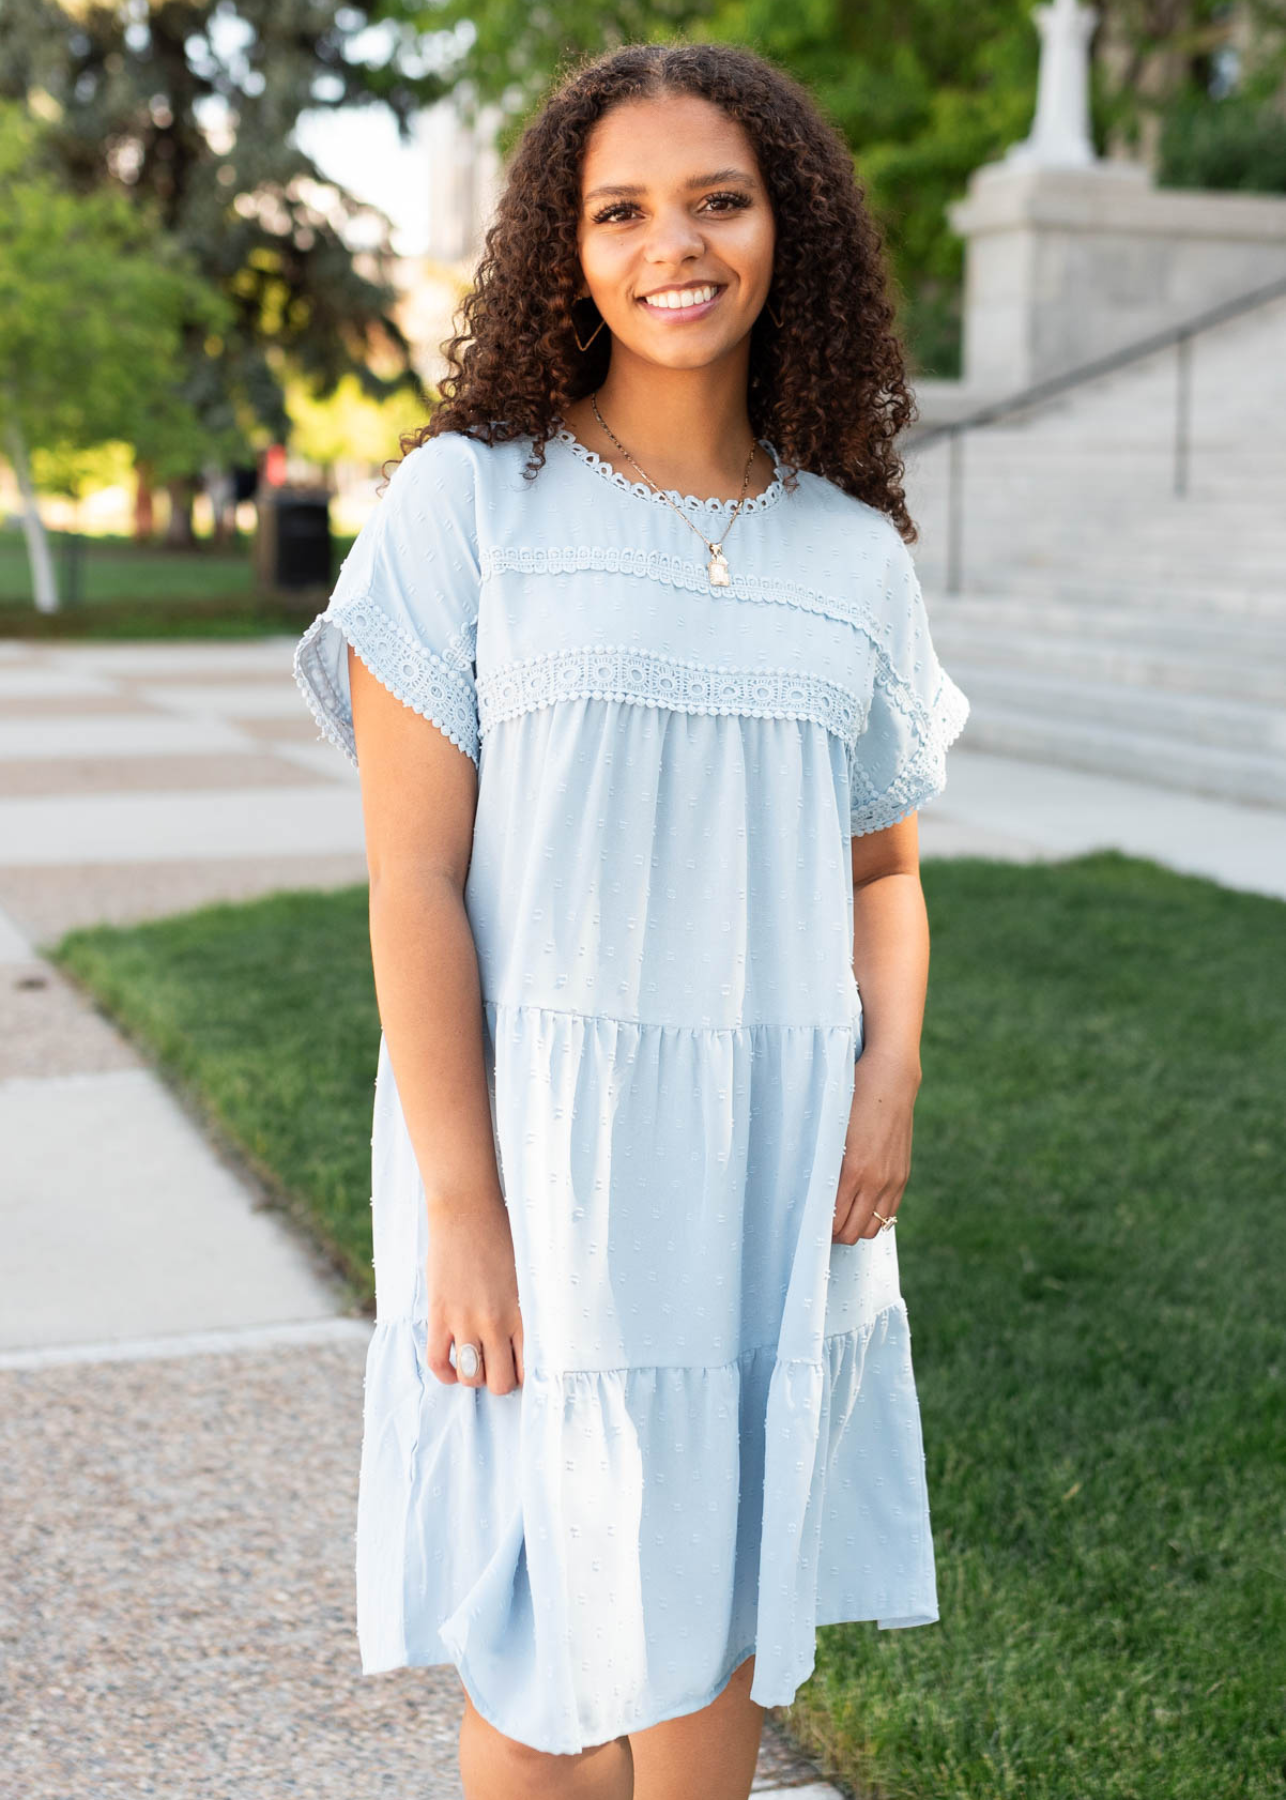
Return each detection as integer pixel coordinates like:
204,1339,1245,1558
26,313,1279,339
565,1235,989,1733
904,489,1286,529
907,483,1286,522
930,483,1277,516
919,549,1286,588
933,628,1286,704
926,595,1286,661
908,436,1286,460
902,297,1286,651
948,662,1286,753
957,707,1286,808
918,571,1286,619
912,449,1286,465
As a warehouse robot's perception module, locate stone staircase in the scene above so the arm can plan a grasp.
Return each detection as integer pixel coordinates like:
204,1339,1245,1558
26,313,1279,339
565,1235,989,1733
904,288,1286,809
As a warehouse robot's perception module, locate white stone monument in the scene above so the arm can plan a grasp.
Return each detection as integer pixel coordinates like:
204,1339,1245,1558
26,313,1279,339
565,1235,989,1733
1005,0,1099,171
944,0,1286,395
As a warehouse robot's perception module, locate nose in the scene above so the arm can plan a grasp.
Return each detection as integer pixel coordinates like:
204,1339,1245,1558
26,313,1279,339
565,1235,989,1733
640,201,707,269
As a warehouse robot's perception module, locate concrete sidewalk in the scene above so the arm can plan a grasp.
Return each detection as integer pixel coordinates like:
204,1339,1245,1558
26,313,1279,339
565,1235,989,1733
920,745,1286,900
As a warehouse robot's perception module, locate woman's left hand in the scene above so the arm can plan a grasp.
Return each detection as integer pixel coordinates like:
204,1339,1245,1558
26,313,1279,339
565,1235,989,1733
832,1044,922,1244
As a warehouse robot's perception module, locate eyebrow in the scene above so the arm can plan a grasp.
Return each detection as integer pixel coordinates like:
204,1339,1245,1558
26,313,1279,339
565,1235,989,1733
584,167,758,203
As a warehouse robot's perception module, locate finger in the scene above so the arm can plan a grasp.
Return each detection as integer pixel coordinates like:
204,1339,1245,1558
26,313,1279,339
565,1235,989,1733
425,1320,458,1386
512,1325,524,1388
833,1188,867,1245
484,1334,520,1397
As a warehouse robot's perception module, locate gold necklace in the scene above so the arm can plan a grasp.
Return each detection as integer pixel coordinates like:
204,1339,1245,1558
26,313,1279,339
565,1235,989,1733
589,393,759,587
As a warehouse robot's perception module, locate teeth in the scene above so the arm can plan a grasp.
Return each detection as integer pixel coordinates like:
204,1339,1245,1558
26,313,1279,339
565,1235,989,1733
642,284,719,310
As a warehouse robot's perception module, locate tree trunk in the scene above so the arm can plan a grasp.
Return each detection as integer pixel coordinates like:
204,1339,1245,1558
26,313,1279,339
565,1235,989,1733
5,419,59,613
164,475,196,548
134,456,155,541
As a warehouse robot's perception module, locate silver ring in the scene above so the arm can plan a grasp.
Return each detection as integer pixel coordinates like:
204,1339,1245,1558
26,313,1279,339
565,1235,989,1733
456,1341,482,1381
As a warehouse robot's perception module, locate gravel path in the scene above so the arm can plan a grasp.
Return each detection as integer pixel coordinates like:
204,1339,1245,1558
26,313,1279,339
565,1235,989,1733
2,1340,469,1798
1,1337,833,1797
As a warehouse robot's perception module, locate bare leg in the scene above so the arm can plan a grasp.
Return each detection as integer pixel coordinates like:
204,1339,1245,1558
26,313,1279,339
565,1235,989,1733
459,1685,635,1800
628,1653,765,1800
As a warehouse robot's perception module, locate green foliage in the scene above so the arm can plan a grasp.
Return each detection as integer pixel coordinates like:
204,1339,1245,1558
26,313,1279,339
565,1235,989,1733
1159,93,1286,191
0,1,439,470
285,370,432,469
0,103,227,473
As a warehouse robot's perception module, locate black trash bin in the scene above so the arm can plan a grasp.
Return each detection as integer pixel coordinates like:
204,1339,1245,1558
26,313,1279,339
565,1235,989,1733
255,486,332,604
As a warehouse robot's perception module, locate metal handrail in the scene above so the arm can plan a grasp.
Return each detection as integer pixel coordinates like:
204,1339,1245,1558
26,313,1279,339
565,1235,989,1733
907,270,1286,592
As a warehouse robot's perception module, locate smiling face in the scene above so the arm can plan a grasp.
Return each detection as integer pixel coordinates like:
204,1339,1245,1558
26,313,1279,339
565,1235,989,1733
576,91,776,373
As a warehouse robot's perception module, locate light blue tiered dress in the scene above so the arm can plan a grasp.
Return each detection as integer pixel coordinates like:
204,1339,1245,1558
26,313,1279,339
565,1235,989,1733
292,422,969,1755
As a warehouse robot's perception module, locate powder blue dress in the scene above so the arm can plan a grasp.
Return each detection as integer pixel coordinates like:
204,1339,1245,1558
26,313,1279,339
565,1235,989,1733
292,423,969,1754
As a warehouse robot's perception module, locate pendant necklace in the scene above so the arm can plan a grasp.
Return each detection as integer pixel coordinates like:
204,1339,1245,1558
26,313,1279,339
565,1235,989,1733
590,393,760,588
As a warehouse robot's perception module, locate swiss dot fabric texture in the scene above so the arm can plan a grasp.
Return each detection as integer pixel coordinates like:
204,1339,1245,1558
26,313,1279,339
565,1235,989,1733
292,424,969,1755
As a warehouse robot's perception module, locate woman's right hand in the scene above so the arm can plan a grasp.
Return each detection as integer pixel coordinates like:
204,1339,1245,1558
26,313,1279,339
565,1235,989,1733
424,1200,525,1394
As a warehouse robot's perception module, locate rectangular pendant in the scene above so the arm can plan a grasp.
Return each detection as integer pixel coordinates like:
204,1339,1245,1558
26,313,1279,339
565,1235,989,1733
708,552,731,587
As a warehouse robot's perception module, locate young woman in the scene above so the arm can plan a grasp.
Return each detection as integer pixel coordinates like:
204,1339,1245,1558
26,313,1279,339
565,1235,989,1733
294,39,969,1800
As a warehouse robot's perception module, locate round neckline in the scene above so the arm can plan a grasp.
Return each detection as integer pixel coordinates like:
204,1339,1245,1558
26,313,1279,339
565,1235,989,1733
550,422,787,519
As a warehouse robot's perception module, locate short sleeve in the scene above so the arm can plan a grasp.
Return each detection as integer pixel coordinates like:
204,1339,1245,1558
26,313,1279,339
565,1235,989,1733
847,531,970,837
292,433,481,770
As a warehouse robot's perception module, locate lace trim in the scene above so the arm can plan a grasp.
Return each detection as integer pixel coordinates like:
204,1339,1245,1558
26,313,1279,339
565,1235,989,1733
292,591,480,768
848,666,971,837
478,542,905,651
476,644,865,743
551,425,787,518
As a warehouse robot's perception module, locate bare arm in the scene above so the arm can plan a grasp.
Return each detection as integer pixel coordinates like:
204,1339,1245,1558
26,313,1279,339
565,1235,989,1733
832,813,929,1244
348,643,523,1392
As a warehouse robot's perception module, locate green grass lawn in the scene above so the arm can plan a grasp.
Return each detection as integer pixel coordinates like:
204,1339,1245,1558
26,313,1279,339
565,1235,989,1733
53,851,1286,1799
0,526,357,637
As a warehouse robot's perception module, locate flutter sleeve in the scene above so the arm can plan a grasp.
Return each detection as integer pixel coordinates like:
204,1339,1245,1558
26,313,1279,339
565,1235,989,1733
847,529,970,837
292,433,481,771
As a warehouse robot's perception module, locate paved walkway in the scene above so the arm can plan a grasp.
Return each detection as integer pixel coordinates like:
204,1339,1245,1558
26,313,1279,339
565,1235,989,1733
2,632,1280,1797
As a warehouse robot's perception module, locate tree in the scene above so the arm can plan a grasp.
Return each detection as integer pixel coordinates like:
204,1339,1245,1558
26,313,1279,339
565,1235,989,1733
0,104,225,609
0,0,442,538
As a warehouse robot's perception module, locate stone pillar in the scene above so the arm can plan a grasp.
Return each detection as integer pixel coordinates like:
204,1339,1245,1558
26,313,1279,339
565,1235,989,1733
943,0,1286,395
948,163,1286,395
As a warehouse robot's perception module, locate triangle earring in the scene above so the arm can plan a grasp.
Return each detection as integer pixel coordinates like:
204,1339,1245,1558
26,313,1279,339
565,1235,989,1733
572,298,607,352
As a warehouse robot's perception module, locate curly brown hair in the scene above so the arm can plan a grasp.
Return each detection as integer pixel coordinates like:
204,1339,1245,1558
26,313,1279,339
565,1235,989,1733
403,40,919,541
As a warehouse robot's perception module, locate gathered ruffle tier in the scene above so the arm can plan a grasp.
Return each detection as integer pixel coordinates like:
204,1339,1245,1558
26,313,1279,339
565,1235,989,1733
357,1299,936,1755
